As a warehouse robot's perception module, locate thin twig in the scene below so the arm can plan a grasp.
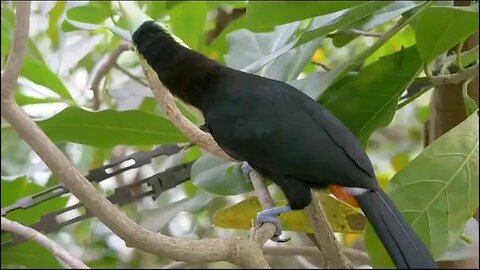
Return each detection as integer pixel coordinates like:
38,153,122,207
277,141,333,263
90,43,133,109
311,61,331,71
430,62,478,86
114,63,149,86
1,217,89,269
329,29,383,38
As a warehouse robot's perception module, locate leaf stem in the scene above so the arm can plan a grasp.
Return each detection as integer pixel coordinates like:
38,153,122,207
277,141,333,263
459,233,473,244
397,85,434,110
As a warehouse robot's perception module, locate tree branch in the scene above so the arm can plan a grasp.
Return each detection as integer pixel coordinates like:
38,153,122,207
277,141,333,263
1,217,89,269
430,62,479,86
139,45,352,268
1,5,268,269
305,191,352,268
139,58,234,161
1,2,30,101
90,43,133,109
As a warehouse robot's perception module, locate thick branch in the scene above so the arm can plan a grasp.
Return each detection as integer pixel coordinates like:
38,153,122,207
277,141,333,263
0,5,268,269
1,217,89,269
305,191,352,268
1,2,30,101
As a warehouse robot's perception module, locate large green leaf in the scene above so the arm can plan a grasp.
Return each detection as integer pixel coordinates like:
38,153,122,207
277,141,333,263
411,4,479,62
1,177,68,268
246,1,366,27
319,45,423,145
191,153,253,196
170,2,209,49
365,112,479,267
21,57,74,102
37,107,187,147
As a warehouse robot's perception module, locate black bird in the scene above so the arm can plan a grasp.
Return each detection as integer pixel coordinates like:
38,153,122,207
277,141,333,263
132,21,437,269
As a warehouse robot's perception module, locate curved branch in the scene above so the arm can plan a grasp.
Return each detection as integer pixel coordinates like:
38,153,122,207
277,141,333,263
1,2,30,101
140,58,235,161
1,217,89,269
90,43,133,109
430,62,479,86
0,5,268,269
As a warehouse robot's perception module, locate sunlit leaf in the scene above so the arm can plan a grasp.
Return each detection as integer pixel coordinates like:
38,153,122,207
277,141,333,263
366,112,479,267
214,193,365,234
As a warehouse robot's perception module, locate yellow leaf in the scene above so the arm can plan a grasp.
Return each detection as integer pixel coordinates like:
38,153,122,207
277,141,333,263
214,192,365,234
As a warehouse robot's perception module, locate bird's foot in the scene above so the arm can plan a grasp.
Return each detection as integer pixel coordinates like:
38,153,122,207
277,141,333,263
241,162,252,183
256,206,292,243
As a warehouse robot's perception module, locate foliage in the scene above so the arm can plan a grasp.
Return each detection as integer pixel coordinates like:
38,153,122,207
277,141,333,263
1,1,478,268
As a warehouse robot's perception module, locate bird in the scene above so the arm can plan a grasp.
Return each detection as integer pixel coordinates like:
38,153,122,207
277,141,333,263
132,20,437,269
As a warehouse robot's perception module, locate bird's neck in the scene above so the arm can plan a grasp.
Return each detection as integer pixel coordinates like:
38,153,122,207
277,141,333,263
143,41,221,110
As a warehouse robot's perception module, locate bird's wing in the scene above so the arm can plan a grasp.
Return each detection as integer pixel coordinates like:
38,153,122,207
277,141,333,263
205,77,376,188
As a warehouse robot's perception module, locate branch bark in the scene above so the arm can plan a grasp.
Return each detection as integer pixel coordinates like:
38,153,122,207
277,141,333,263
305,192,353,269
1,217,89,269
90,43,133,109
1,4,268,269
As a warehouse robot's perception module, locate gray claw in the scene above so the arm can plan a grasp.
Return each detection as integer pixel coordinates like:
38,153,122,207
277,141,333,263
241,162,252,183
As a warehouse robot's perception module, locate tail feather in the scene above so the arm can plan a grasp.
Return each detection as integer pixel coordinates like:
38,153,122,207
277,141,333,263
355,189,436,269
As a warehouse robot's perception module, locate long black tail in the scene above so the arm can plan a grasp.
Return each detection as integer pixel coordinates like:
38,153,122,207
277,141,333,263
355,189,437,269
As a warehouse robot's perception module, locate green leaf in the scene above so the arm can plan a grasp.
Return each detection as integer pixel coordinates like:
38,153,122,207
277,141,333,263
191,153,253,196
1,6,14,57
37,107,188,148
319,46,423,145
295,1,392,47
411,5,479,62
365,112,479,267
14,92,66,106
1,177,68,268
139,192,213,232
66,5,110,25
2,242,62,268
21,57,74,101
170,2,209,49
242,1,409,75
48,1,66,49
246,1,367,27
214,193,365,234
